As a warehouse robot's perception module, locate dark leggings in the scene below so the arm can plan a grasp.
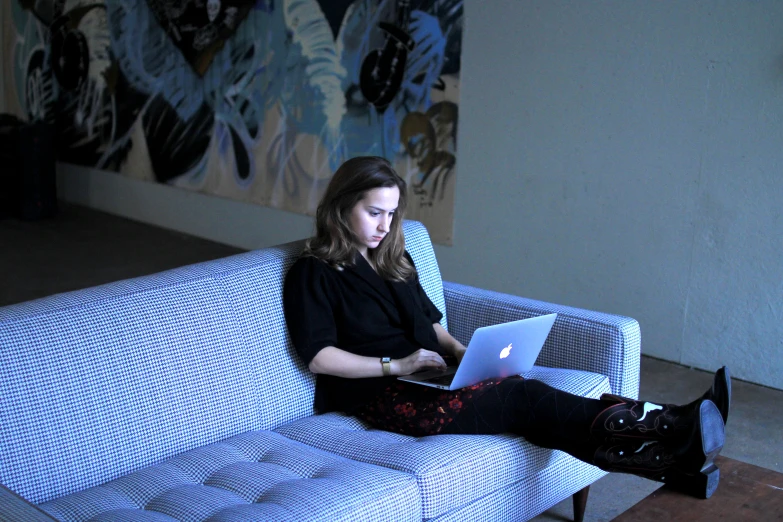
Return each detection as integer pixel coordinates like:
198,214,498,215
355,378,695,484
354,377,613,458
440,378,609,453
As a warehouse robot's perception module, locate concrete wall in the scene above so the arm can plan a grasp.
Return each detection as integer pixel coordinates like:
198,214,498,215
58,0,783,390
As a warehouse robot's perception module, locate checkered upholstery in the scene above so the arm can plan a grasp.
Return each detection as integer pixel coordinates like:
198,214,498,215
274,366,611,519
0,218,640,521
204,242,316,430
39,430,421,522
444,281,641,399
429,450,606,522
0,275,262,504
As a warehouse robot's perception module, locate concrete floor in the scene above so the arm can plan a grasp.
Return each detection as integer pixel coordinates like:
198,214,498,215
2,203,781,521
0,203,243,307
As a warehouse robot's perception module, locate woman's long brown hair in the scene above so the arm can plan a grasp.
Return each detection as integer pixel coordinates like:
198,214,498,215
303,156,415,282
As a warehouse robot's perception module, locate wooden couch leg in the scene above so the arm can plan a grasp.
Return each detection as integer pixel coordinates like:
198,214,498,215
572,485,590,522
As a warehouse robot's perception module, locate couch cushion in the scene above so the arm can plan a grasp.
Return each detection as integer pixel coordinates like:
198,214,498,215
40,430,421,522
0,275,262,505
274,366,610,519
428,450,606,522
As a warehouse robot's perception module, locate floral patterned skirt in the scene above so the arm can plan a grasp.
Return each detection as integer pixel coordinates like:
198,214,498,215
353,376,524,437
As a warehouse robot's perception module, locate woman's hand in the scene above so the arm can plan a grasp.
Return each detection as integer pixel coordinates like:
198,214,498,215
392,349,448,376
432,323,467,364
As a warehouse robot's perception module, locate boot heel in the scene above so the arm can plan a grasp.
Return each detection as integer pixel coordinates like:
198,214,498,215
700,400,725,458
661,464,720,499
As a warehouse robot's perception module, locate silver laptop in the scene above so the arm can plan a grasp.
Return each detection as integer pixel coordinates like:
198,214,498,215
398,313,557,390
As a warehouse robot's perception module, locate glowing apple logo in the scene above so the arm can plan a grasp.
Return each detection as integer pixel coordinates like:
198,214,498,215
499,343,513,359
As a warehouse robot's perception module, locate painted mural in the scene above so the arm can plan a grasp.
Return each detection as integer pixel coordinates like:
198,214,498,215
1,0,462,244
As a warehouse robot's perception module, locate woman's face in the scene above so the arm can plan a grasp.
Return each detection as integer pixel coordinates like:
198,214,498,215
349,186,400,256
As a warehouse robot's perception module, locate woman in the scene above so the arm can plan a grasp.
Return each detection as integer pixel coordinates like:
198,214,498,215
283,156,730,499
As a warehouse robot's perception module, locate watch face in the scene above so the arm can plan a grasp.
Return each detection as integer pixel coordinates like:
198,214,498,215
382,357,391,363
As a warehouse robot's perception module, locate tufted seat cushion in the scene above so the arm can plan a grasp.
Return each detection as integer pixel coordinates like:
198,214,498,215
40,431,421,522
274,366,611,519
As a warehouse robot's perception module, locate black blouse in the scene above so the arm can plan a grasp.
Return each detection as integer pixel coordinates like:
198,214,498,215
283,250,445,413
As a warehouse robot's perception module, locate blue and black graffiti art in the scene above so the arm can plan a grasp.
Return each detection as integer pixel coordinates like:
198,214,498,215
10,0,462,213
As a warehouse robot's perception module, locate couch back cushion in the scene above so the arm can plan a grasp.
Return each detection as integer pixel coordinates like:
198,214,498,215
0,220,446,502
0,266,262,504
207,241,315,430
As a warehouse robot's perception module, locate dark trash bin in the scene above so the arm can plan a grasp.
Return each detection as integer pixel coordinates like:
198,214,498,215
0,115,57,220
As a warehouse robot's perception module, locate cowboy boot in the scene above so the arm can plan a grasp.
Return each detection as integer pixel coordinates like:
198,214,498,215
559,438,720,500
583,399,725,499
587,366,731,443
591,435,721,499
589,393,701,443
589,367,730,442
699,366,731,425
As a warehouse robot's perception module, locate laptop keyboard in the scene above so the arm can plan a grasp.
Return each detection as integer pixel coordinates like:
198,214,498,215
426,374,455,386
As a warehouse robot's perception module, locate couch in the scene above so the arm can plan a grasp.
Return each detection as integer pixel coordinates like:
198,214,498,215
0,220,641,521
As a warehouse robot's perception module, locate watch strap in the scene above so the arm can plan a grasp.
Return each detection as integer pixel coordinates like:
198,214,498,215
381,357,392,377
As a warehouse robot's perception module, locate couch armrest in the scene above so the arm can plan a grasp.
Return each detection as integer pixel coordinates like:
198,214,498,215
0,483,57,522
443,281,641,399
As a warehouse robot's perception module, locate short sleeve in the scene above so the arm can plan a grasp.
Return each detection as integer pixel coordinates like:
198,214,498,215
405,251,444,324
415,279,444,324
283,257,338,366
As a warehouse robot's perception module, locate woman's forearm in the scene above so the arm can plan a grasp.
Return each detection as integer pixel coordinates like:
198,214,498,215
309,346,388,378
432,323,465,355
309,345,447,377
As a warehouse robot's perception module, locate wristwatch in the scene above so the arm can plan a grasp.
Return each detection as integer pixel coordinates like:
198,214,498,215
381,357,392,377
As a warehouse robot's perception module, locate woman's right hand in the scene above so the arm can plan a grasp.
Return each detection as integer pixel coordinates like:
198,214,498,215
392,349,448,376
